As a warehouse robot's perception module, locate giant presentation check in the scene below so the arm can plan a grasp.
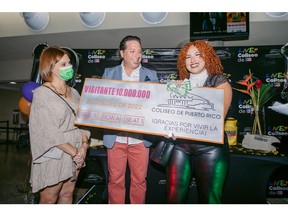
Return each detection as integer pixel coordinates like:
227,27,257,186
75,78,225,144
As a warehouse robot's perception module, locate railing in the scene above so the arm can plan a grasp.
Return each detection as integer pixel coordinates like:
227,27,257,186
0,120,9,143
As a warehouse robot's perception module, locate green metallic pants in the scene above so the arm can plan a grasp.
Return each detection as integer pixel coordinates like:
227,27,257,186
166,140,230,204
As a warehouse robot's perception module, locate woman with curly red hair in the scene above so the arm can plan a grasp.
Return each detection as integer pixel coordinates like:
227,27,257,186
166,40,232,204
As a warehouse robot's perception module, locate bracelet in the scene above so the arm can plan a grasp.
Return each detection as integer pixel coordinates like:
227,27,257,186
72,148,78,158
82,140,89,147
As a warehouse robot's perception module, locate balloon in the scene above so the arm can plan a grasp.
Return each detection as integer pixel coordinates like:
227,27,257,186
18,97,31,116
22,81,40,102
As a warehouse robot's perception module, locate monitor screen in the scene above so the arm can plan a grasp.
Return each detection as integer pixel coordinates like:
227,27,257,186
190,12,250,41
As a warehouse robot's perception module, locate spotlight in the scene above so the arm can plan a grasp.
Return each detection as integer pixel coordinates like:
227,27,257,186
79,12,106,28
265,12,288,18
140,12,168,24
20,12,49,32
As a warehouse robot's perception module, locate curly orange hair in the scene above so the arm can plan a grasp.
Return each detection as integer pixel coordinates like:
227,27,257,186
177,40,223,80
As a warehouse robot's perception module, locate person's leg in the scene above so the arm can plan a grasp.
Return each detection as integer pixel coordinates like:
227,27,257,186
58,170,80,204
166,146,192,204
39,170,80,204
107,142,128,204
128,143,149,204
194,146,229,204
39,182,63,204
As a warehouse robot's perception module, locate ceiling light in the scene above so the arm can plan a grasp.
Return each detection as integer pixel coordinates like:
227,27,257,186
140,12,168,24
79,12,106,28
20,12,49,32
265,12,288,18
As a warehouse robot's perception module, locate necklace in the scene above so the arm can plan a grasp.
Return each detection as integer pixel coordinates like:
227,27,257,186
50,82,68,98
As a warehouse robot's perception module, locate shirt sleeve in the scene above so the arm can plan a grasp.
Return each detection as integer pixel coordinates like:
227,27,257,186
29,87,75,162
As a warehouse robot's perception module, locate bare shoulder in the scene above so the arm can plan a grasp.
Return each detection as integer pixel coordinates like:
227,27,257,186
217,81,232,90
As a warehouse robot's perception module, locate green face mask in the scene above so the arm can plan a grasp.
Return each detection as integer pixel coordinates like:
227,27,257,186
59,65,74,81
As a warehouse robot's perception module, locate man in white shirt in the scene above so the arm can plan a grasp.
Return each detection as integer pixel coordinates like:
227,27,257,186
102,35,159,204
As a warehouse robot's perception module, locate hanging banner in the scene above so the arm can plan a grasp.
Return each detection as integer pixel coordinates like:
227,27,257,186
75,78,225,144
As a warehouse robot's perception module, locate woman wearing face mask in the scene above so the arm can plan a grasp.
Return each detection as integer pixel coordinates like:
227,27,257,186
29,46,90,204
166,40,232,204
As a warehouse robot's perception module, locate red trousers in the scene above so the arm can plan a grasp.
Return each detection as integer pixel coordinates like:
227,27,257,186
107,142,149,204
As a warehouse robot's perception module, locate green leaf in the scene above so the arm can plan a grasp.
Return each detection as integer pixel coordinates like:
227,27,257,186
258,84,278,107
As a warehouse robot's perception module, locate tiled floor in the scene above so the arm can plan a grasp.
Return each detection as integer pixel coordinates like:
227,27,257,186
1,141,288,204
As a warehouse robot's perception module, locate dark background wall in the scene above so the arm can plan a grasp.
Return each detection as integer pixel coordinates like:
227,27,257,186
73,45,287,144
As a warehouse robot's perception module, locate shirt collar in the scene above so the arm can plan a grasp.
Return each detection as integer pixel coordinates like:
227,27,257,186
121,61,141,81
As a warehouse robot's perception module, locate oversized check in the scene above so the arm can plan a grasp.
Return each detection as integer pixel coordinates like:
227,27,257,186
75,78,225,144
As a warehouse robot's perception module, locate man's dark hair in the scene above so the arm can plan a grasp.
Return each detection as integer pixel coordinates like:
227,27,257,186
119,35,142,51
